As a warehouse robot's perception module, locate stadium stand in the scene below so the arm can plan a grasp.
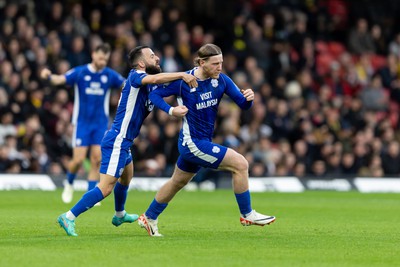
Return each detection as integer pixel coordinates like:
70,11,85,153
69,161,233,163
1,0,400,181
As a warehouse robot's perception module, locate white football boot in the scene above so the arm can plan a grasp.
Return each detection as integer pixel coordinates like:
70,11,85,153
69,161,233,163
240,210,276,226
138,213,163,237
61,183,74,203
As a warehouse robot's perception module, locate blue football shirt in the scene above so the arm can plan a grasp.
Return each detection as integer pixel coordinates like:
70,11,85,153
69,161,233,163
149,68,253,142
109,69,157,141
65,64,125,127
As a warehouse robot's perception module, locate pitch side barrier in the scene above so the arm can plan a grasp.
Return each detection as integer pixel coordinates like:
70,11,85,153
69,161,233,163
1,174,400,193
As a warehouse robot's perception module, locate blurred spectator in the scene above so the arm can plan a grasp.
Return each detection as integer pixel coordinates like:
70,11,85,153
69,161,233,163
66,35,90,67
45,1,65,32
160,44,180,72
347,18,375,55
0,110,16,145
381,140,400,175
388,33,400,58
370,24,387,56
310,160,327,177
359,74,389,111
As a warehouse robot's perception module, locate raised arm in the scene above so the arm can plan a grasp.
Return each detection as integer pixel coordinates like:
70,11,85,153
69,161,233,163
142,72,197,88
40,68,67,86
223,74,253,110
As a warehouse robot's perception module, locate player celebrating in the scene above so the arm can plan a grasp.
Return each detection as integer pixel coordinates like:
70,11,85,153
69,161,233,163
56,45,197,236
139,44,276,236
40,44,125,204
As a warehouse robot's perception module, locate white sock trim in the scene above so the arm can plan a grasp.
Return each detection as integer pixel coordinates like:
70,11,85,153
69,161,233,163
66,210,76,220
115,210,126,218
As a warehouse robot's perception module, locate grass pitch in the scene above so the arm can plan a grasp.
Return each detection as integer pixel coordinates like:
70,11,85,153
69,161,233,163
0,189,399,267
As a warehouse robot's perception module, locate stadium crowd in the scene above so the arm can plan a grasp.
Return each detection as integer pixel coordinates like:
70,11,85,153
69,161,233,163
2,0,400,179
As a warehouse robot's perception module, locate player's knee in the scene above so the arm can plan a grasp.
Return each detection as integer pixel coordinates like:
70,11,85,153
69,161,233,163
98,184,113,197
71,156,85,166
90,156,101,166
233,155,249,173
171,177,190,189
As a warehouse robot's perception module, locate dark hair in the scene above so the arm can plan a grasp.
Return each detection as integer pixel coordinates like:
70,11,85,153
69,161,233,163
128,45,150,68
93,43,111,54
193,44,222,66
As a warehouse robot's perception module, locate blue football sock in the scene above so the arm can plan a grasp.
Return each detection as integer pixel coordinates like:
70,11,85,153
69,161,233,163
113,182,129,212
235,190,252,215
87,180,97,191
70,187,104,217
145,198,168,220
67,172,76,185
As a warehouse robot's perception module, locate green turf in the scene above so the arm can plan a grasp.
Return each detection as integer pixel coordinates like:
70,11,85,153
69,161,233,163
0,190,399,267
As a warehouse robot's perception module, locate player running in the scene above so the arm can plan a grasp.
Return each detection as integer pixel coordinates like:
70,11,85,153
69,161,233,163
41,43,125,204
56,45,197,236
139,44,275,237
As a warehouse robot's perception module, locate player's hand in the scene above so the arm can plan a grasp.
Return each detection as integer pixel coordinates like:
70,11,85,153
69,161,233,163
40,68,52,80
171,105,188,117
241,88,254,101
182,74,198,89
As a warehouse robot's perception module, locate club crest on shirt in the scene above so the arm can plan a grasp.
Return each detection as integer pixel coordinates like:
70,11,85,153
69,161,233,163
190,87,197,92
101,75,108,83
211,79,218,88
212,146,220,153
84,75,91,81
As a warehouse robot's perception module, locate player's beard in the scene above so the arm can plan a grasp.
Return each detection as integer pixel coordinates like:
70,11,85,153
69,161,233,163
145,64,162,74
203,65,220,79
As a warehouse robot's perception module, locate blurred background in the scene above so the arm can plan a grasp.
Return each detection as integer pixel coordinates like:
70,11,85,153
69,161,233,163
2,0,400,183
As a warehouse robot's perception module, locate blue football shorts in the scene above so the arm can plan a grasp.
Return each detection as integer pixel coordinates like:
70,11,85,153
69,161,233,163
177,138,228,173
73,122,108,147
99,129,133,178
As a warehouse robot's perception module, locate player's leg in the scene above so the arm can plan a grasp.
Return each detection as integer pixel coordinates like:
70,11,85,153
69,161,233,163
88,144,101,191
57,130,133,236
139,158,197,236
62,146,88,203
68,146,89,176
218,148,276,226
156,165,196,203
87,125,107,192
57,172,114,237
218,148,249,193
111,158,139,227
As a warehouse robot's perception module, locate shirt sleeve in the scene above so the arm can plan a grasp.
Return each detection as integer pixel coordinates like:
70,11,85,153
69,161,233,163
110,70,125,88
149,80,183,114
64,67,78,87
130,72,147,88
222,74,253,110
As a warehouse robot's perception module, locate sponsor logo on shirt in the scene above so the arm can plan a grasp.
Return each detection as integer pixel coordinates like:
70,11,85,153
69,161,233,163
85,82,105,95
196,92,217,110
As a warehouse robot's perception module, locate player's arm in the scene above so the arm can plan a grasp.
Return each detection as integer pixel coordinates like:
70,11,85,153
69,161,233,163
149,81,188,118
142,72,197,88
223,74,253,110
110,71,126,91
40,68,67,85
